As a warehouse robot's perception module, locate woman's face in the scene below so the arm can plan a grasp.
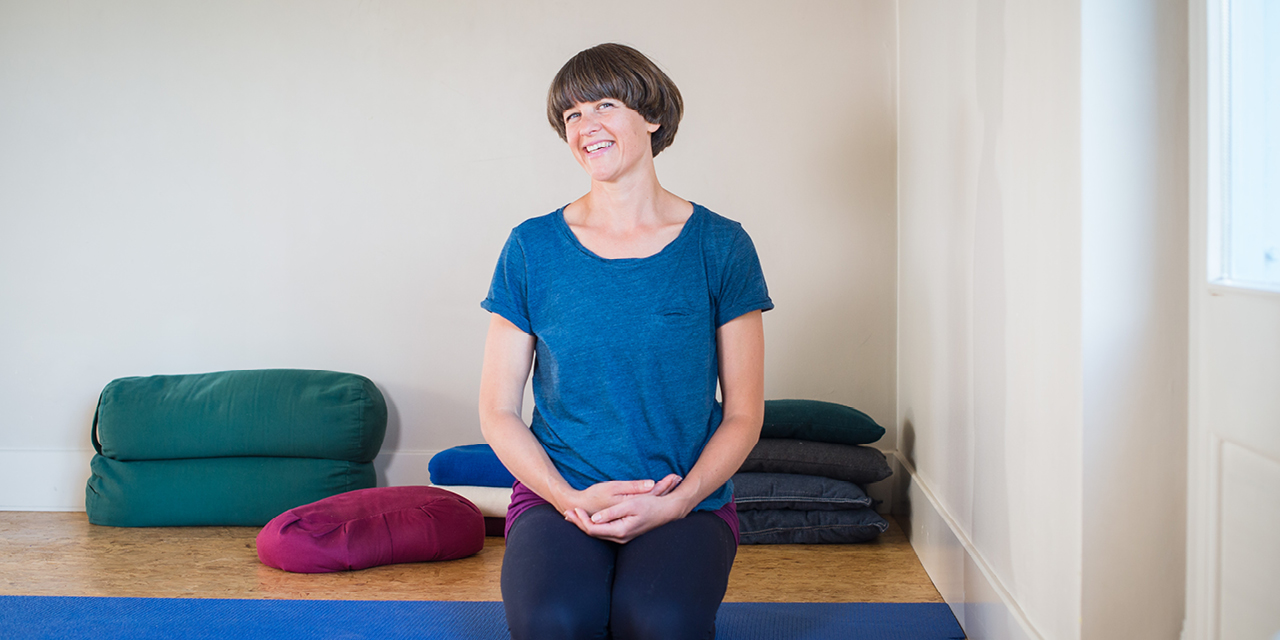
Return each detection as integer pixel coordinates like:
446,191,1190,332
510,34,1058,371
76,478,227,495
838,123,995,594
562,98,661,183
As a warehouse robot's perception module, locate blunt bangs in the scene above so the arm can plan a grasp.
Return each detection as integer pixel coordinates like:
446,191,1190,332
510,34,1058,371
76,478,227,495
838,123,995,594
547,43,683,157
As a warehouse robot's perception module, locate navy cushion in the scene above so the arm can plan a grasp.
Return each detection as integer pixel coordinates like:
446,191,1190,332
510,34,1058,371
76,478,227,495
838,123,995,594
428,445,515,488
732,472,874,511
739,508,889,544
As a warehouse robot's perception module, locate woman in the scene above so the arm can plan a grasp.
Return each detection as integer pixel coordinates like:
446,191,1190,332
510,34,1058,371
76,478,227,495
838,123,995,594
478,43,772,640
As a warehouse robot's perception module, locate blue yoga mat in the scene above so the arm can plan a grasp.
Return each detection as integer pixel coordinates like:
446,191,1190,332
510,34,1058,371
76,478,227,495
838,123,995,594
0,596,965,640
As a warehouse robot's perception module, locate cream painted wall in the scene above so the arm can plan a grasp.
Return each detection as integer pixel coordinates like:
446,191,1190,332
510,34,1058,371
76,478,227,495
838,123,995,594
899,1,1190,639
1080,1,1187,638
898,0,1083,638
0,1,898,509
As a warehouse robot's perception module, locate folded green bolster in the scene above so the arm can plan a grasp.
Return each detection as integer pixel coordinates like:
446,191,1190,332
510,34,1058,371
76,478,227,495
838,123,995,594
95,369,386,462
85,455,376,527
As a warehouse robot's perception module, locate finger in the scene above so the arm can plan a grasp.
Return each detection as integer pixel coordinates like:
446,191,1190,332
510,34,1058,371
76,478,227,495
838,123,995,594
589,500,639,525
609,479,655,496
588,494,650,524
564,509,587,533
583,515,633,539
575,509,632,541
651,474,683,496
574,508,600,526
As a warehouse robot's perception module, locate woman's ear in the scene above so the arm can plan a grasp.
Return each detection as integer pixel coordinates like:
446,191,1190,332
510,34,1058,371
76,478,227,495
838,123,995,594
647,121,661,134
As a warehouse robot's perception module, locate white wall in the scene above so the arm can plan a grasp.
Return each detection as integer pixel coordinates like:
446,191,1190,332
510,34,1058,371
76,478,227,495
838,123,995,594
898,1,1084,637
0,1,898,509
899,1,1189,638
1080,1,1187,638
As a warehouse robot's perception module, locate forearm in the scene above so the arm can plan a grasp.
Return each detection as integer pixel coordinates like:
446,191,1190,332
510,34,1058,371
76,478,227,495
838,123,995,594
665,411,761,517
479,410,577,513
478,314,578,513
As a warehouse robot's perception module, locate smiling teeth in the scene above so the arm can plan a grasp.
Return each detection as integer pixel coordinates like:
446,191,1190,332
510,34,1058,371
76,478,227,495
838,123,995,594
586,141,613,152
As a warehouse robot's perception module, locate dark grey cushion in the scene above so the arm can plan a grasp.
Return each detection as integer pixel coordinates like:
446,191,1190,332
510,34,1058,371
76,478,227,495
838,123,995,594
732,472,874,511
739,439,893,484
738,507,889,544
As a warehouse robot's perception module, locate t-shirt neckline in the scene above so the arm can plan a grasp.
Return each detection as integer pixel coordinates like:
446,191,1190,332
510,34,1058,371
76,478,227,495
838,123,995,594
555,202,703,264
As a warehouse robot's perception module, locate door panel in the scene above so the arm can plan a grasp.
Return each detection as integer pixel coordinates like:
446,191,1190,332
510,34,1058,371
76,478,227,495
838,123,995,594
1204,293,1280,461
1218,441,1280,639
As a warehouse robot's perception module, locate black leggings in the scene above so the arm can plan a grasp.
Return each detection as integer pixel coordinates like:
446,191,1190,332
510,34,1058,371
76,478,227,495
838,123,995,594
501,504,737,640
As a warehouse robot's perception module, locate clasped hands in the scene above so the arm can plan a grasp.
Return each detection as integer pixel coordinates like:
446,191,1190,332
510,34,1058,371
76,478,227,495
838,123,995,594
560,474,689,544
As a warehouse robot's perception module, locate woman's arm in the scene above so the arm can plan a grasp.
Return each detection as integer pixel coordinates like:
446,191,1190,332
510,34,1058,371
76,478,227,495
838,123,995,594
478,314,657,514
567,309,765,542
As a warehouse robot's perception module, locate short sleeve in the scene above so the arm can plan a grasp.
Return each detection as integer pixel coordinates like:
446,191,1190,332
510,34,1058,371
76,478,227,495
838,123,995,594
715,227,774,327
481,230,532,334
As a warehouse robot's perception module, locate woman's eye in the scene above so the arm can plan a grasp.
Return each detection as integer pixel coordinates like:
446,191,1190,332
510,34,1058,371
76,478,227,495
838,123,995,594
599,102,615,109
564,113,579,123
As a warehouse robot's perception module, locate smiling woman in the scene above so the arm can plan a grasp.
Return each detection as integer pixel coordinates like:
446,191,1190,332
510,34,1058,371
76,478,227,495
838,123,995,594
561,98,661,186
477,43,773,640
545,43,683,158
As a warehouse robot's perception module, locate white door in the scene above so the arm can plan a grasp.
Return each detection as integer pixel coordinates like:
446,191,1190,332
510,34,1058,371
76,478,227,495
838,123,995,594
1188,1,1280,638
1190,292,1280,640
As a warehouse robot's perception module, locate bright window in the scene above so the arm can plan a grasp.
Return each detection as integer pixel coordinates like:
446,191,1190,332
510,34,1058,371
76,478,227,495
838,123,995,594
1220,0,1280,291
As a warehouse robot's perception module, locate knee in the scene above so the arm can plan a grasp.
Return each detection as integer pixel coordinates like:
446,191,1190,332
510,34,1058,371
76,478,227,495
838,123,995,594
611,599,717,640
505,600,609,640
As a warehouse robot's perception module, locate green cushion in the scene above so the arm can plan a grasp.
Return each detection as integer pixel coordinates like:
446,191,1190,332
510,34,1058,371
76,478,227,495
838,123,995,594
761,399,885,446
94,369,386,462
85,455,376,527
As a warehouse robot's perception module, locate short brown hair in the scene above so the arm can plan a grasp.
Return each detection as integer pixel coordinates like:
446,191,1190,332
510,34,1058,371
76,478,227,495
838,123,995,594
547,43,683,158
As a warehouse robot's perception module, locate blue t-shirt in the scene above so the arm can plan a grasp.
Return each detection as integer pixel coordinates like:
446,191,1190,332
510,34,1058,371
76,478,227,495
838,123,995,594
482,202,773,513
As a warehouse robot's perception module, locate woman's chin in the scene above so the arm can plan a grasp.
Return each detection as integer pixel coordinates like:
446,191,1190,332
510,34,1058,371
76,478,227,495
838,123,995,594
585,162,644,185
586,168,620,184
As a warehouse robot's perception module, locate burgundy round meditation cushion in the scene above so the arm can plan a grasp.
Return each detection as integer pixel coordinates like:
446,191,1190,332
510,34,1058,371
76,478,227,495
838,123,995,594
256,486,484,573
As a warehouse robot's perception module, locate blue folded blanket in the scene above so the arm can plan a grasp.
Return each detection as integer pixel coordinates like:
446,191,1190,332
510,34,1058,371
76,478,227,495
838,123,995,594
428,444,516,488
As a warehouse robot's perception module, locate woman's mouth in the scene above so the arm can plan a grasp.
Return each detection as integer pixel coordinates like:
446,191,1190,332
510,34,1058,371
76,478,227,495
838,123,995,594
585,141,614,154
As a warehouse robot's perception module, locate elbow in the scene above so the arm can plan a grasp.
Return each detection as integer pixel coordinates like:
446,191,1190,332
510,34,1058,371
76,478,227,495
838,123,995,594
477,399,501,443
722,407,764,442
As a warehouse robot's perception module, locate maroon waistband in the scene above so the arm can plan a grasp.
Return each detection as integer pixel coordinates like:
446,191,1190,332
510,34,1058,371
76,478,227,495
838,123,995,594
505,480,739,545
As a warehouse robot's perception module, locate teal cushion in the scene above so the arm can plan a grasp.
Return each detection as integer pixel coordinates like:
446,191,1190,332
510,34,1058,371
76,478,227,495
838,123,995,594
94,369,386,462
762,399,885,446
85,455,376,527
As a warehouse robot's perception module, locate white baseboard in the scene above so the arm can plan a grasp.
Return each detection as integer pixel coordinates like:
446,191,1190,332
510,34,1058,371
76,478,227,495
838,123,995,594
0,449,96,511
894,451,1042,640
373,449,441,487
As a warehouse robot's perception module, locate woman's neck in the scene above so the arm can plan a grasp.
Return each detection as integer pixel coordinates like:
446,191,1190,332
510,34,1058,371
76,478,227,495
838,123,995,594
564,178,693,259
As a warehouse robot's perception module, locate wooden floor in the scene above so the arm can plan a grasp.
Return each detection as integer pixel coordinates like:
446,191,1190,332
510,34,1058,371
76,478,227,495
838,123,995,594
0,512,942,603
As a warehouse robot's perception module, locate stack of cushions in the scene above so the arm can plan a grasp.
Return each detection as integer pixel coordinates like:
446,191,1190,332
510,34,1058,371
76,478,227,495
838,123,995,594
733,399,893,544
428,400,891,545
428,444,516,537
256,486,484,573
86,369,386,527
